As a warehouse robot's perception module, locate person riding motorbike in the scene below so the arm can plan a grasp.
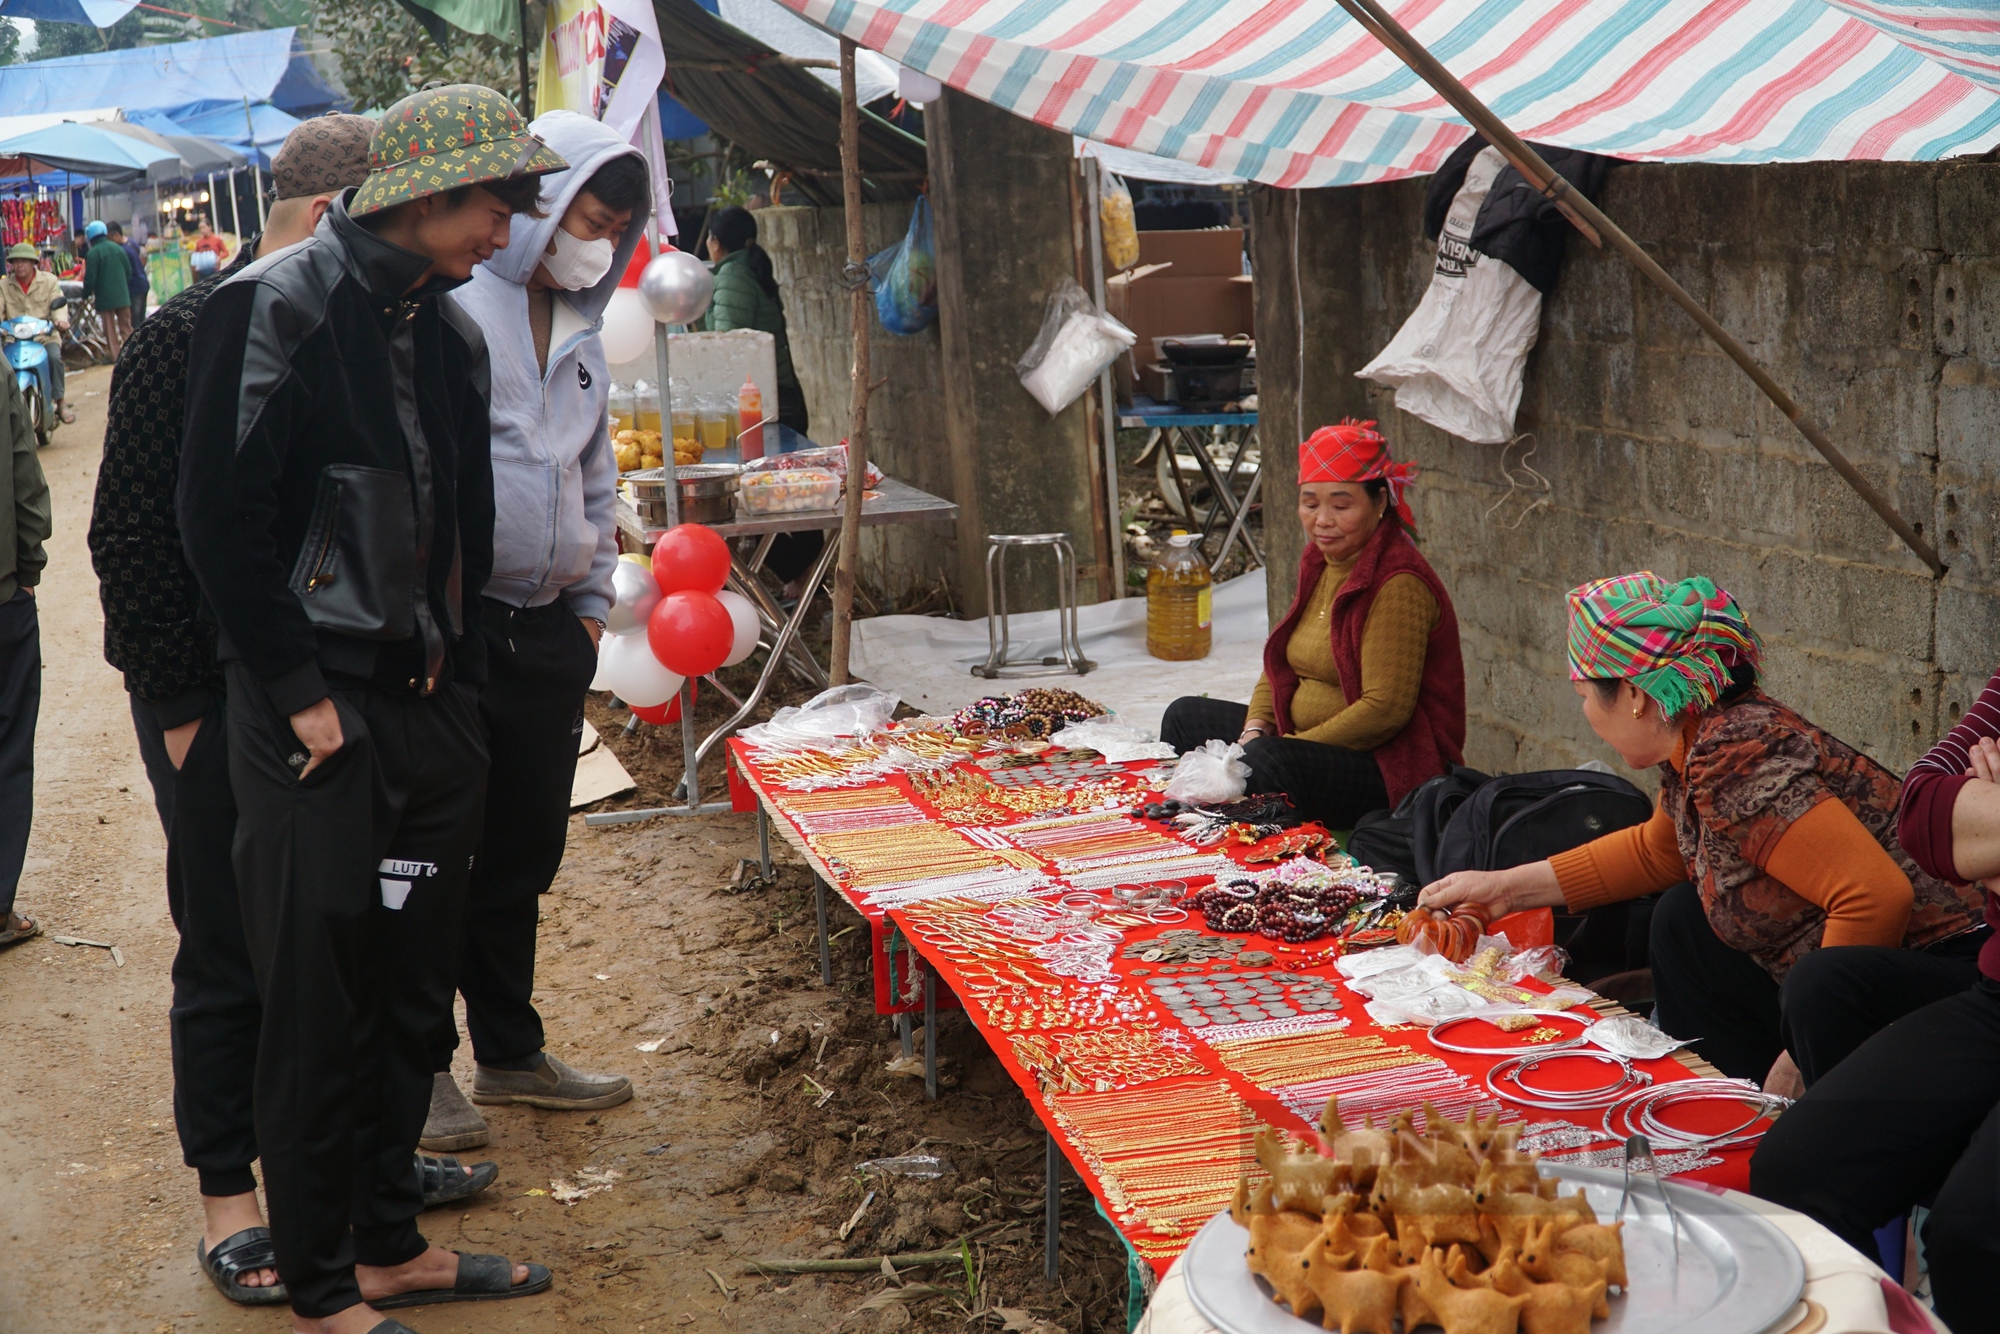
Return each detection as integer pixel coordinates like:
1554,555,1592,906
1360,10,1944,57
0,244,72,424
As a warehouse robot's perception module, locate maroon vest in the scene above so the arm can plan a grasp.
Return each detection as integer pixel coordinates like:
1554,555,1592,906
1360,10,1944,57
1262,518,1467,807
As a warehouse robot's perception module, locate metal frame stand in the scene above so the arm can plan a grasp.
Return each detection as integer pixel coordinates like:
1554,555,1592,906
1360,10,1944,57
923,970,938,1100
973,533,1095,679
814,873,833,985
1045,1131,1062,1285
757,807,773,880
897,1012,913,1058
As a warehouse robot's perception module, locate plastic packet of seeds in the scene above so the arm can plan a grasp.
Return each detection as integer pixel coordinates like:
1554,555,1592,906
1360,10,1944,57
856,1154,956,1179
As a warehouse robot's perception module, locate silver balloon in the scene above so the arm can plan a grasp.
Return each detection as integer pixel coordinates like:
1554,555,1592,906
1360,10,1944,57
605,558,662,635
637,250,715,325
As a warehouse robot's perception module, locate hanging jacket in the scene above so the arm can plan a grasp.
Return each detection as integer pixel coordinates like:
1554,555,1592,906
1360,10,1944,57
703,247,802,397
1423,135,1612,296
1262,517,1466,807
457,110,648,625
179,194,494,714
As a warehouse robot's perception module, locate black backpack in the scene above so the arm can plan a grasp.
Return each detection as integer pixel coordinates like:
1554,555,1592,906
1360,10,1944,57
1346,766,1490,886
1347,767,1652,887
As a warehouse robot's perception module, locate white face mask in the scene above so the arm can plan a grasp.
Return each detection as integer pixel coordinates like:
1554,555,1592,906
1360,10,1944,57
542,225,615,290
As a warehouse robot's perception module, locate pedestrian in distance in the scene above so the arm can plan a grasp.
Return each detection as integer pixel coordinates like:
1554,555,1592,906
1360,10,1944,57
81,219,133,360
108,221,150,330
178,85,567,1334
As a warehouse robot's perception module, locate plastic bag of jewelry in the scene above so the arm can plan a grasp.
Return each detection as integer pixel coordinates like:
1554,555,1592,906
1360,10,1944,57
1162,738,1250,804
1497,943,1572,984
1365,983,1493,1027
1049,716,1178,764
1584,1013,1692,1059
1335,943,1427,982
740,684,900,750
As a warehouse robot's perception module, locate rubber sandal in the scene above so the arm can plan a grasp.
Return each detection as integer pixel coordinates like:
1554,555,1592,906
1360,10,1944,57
0,913,39,949
372,1252,552,1309
367,1323,420,1334
418,1153,498,1209
195,1226,290,1306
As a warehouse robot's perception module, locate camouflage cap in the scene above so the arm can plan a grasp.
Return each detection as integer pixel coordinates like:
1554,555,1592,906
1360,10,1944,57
272,113,378,201
349,84,568,219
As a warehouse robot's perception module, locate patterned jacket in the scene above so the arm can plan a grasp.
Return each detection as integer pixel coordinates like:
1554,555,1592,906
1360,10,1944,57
87,248,252,728
1663,690,1985,978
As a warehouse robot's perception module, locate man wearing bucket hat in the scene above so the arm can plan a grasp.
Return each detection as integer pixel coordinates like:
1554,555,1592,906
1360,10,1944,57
178,85,564,1333
0,242,71,424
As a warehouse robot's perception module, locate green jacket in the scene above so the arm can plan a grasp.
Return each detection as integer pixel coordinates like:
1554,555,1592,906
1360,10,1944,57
0,370,50,603
702,248,800,396
83,237,132,311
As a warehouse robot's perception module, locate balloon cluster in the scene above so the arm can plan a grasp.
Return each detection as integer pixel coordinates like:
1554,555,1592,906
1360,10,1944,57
593,523,760,724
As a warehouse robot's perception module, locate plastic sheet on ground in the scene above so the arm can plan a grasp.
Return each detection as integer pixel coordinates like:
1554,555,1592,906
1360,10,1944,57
850,567,1267,735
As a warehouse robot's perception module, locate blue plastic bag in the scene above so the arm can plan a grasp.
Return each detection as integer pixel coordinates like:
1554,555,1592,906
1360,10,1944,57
867,195,937,335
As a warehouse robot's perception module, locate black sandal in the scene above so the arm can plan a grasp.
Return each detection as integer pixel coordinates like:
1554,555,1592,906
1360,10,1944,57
368,1323,421,1334
417,1153,498,1208
0,912,38,949
373,1252,551,1309
195,1226,289,1306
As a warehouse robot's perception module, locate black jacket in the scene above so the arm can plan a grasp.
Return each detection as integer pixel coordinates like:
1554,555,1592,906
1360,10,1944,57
179,195,494,717
90,244,256,728
1424,135,1611,295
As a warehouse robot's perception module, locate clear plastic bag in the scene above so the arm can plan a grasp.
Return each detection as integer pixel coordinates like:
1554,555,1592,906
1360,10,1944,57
868,195,938,335
856,1154,955,1179
737,467,841,514
1049,716,1177,763
739,684,900,749
1100,172,1139,271
738,444,884,490
1161,738,1249,804
1017,277,1136,415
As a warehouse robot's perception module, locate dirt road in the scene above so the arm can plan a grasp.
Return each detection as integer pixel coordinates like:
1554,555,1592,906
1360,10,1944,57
0,367,1128,1334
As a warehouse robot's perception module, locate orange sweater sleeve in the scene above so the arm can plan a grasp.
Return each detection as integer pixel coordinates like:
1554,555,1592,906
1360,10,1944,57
1548,801,1688,910
1759,798,1913,948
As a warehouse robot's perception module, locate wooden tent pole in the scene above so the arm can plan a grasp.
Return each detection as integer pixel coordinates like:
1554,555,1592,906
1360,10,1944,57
1330,0,1946,579
829,37,873,683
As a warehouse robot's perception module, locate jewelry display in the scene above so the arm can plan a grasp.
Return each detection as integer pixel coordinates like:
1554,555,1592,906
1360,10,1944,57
1143,968,1345,1031
1203,1029,1416,1088
1013,1027,1210,1094
948,688,1106,740
1486,1048,1652,1110
1047,1080,1258,1240
1602,1079,1791,1153
1426,1009,1593,1056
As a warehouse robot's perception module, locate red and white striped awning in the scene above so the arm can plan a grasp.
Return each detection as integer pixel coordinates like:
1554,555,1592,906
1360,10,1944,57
781,0,2000,186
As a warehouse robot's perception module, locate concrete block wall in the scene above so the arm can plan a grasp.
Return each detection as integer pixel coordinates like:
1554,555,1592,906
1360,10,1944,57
756,203,956,605
1252,160,2000,785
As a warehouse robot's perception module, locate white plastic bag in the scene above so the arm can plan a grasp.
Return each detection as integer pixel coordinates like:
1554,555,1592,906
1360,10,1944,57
1162,739,1250,804
739,684,899,750
1017,277,1136,415
1049,716,1177,763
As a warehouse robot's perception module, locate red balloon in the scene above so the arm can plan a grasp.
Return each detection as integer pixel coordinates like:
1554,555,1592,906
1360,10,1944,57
648,591,734,678
651,523,731,597
629,678,696,726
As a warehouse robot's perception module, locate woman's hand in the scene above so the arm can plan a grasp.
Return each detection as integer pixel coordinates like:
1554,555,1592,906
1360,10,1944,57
1418,862,1565,917
1971,736,2000,784
1237,720,1275,746
1763,1050,1805,1100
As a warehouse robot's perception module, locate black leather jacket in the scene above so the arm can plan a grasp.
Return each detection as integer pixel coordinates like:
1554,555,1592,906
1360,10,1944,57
179,193,494,716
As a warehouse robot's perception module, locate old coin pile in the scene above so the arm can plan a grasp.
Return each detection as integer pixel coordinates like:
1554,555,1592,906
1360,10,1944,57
1142,969,1344,1029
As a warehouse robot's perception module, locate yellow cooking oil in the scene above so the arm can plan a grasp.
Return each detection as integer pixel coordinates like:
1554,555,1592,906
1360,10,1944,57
1147,531,1212,660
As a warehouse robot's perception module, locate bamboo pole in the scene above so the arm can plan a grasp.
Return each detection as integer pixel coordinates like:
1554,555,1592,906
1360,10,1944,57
516,0,533,116
829,39,872,684
1329,0,1946,579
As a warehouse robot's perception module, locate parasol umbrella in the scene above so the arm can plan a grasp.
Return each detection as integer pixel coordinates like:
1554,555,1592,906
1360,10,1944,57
97,121,243,180
0,121,181,183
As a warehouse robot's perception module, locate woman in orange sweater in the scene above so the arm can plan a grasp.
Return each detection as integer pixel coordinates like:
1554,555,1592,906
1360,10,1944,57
1420,573,1985,1089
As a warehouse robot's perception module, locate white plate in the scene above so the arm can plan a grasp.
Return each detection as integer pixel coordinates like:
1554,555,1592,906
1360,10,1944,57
1182,1164,1804,1334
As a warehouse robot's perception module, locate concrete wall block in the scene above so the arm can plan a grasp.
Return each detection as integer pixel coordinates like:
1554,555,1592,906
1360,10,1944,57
1709,260,1792,354
1678,351,1764,438
1937,263,1968,358
1543,252,1636,344
1634,436,1718,530
1935,584,2000,678
1937,163,2000,257
1957,259,2000,366
1709,444,1806,542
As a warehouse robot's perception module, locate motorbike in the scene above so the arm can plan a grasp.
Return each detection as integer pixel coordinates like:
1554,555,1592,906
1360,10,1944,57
3,295,64,448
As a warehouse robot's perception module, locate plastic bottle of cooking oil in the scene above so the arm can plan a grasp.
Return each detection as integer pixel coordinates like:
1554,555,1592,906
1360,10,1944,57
1147,531,1211,660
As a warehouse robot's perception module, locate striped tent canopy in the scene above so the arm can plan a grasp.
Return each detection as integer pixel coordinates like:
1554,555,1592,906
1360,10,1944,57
779,0,2000,187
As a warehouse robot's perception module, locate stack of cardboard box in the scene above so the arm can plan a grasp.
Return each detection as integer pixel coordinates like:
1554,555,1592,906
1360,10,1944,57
1104,228,1254,405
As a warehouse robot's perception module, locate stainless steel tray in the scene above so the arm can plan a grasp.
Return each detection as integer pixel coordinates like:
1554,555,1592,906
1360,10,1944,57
1182,1164,1804,1334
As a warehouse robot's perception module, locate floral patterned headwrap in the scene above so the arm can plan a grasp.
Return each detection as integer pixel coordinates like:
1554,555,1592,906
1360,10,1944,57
1566,572,1763,717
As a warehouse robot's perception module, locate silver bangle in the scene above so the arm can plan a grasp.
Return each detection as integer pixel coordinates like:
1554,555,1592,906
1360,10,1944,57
1425,1010,1592,1057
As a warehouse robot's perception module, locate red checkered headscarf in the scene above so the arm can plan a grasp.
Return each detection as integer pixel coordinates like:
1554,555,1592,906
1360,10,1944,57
1299,420,1417,529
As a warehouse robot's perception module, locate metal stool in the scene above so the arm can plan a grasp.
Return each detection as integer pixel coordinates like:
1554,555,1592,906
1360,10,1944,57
973,533,1095,679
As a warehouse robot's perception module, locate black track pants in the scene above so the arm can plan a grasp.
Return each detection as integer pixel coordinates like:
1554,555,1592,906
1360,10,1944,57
0,590,38,918
1752,978,2000,1333
447,600,596,1068
225,665,488,1319
132,694,262,1197
1159,695,1390,829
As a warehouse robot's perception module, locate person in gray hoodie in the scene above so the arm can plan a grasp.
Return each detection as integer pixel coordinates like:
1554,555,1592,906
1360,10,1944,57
421,110,647,1150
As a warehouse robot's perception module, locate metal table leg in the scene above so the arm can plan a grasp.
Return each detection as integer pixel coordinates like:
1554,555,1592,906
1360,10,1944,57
1211,464,1264,574
923,969,937,1101
693,534,842,771
1196,428,1255,548
1044,1131,1061,1285
898,1012,912,1058
814,874,833,985
728,562,826,689
757,807,772,880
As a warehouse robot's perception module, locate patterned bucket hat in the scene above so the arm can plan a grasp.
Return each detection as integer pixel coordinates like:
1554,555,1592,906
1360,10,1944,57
349,84,567,219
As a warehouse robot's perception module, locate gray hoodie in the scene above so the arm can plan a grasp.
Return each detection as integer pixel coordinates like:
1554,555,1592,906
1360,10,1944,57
459,110,650,623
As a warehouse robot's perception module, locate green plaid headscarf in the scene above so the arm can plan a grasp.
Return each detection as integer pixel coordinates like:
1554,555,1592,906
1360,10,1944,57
1566,572,1763,717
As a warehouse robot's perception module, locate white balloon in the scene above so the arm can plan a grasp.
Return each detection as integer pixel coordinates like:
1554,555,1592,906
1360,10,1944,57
589,645,616,692
718,589,761,667
606,559,663,635
599,287,657,364
600,630,684,708
637,250,714,325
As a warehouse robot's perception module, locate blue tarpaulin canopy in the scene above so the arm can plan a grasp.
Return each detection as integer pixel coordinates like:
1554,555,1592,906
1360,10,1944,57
0,28,342,118
0,0,139,25
128,102,300,171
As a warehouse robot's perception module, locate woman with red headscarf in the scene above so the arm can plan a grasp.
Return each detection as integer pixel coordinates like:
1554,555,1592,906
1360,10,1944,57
1159,421,1466,830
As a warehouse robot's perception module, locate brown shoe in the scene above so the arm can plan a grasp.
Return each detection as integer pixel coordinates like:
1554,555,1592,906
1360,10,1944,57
419,1072,490,1151
471,1053,633,1111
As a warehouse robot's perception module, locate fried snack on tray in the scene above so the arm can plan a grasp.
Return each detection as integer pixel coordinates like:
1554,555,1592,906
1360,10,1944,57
1232,1096,1628,1333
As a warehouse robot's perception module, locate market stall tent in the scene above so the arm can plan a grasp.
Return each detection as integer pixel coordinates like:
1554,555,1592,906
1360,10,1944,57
0,123,181,184
0,28,342,119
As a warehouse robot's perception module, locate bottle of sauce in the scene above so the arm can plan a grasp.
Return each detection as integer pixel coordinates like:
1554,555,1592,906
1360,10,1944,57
736,375,765,461
1146,531,1212,660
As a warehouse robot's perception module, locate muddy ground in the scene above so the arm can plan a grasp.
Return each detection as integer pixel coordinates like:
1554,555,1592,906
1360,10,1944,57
0,365,1133,1334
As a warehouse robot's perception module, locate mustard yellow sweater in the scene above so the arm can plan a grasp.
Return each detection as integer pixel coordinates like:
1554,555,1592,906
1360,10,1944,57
1245,557,1440,752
